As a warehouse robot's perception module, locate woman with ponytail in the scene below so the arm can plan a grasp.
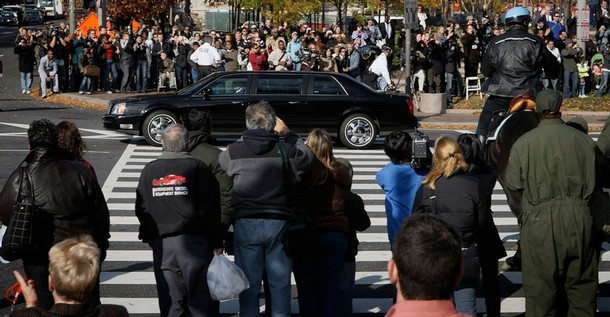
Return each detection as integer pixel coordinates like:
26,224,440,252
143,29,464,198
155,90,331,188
412,135,490,316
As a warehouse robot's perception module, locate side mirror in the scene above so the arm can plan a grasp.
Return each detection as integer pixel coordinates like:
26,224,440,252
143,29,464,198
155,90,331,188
203,88,211,100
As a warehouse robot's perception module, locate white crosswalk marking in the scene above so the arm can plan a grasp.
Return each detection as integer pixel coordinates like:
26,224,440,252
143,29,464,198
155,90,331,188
99,139,609,316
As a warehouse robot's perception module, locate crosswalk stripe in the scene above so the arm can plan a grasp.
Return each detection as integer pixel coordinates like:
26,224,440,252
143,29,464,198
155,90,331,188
97,137,609,316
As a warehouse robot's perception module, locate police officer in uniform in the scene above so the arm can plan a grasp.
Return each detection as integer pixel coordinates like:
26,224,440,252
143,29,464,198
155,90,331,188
505,89,598,316
476,7,559,137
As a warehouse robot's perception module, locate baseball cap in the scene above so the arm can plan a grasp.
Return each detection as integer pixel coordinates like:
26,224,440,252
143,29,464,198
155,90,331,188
535,89,563,113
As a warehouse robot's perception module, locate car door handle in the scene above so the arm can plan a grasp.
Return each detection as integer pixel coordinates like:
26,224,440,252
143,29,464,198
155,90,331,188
232,101,244,105
288,101,300,104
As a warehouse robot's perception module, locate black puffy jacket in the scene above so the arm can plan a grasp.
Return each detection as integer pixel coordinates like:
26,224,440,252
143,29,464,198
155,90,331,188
481,27,556,98
412,172,488,249
0,147,110,264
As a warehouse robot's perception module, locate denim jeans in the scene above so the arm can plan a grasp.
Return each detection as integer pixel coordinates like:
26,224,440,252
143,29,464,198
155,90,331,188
191,68,199,83
445,72,463,102
20,72,32,91
136,60,149,92
598,70,610,96
104,59,118,91
293,61,301,71
293,232,349,317
57,59,67,92
542,78,558,90
563,70,579,99
377,76,389,91
79,76,94,92
338,261,355,315
234,218,291,317
454,282,477,316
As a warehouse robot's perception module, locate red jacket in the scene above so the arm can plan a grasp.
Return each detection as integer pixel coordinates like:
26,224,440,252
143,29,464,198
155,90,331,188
248,52,267,70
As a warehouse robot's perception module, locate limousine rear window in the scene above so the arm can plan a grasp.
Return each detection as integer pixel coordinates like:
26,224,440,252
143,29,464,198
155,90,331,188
257,77,302,95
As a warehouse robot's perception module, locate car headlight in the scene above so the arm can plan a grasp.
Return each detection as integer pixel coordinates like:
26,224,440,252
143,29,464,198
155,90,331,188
111,102,127,115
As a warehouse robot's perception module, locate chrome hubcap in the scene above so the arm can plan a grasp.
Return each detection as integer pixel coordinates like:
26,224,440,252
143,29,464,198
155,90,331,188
148,115,176,142
345,118,373,146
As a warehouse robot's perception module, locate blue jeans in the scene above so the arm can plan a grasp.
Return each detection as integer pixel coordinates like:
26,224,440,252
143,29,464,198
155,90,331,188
293,61,301,71
293,232,349,317
563,70,578,99
445,71,463,101
542,78,558,90
104,59,118,91
20,72,32,91
598,71,610,96
234,218,291,317
191,68,199,83
377,76,389,91
338,261,355,315
454,282,477,316
79,76,94,92
136,61,149,92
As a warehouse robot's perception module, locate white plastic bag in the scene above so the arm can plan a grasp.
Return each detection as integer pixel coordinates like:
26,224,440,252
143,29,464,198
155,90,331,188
207,253,249,300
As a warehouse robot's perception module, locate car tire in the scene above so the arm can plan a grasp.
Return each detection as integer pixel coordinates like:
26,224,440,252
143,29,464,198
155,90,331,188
142,110,178,146
339,113,378,149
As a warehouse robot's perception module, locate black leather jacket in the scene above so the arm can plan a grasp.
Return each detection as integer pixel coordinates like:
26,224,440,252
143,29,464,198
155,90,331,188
482,27,555,98
0,147,110,264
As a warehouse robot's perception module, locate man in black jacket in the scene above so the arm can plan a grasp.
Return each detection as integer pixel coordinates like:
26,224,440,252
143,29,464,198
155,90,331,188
476,6,559,136
136,123,223,317
0,119,109,311
219,102,314,317
14,36,35,94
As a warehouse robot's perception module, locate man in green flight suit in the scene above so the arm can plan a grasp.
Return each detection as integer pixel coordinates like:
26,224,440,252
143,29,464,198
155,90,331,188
505,89,598,316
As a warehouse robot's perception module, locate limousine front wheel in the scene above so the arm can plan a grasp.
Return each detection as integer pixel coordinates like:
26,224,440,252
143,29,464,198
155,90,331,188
143,110,178,146
340,114,378,149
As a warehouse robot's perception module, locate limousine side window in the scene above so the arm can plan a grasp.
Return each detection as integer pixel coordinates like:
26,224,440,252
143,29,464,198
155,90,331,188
312,77,344,95
207,78,248,95
257,76,302,94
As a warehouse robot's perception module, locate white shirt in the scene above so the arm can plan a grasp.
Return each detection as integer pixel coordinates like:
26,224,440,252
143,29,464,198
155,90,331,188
547,47,561,63
190,43,221,66
369,54,391,84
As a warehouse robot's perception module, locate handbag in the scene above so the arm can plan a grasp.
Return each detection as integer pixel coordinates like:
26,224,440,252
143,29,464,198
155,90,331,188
278,140,319,257
83,65,101,78
0,167,38,262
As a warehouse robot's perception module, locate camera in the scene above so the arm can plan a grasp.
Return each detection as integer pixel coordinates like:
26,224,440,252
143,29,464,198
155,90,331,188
411,128,432,170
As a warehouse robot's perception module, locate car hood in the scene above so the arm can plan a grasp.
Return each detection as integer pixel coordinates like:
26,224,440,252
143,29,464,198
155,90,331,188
110,93,177,104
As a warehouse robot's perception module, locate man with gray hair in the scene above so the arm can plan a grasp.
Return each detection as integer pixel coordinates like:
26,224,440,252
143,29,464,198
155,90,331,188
136,124,223,317
190,35,221,78
219,101,314,317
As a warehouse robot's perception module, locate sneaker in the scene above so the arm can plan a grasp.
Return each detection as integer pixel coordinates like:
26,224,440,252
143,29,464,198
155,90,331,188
106,91,113,94
79,91,84,94
26,90,31,94
21,90,26,94
86,92,92,95
41,95,47,99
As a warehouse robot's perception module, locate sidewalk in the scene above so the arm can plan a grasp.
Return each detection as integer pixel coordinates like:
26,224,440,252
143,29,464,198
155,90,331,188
46,91,610,132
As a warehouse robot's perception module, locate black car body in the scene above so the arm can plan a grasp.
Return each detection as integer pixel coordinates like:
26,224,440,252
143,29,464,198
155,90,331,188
102,71,417,149
23,10,43,25
0,12,17,26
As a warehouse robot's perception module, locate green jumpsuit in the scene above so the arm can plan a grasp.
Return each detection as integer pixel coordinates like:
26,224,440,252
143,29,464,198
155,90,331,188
506,118,598,317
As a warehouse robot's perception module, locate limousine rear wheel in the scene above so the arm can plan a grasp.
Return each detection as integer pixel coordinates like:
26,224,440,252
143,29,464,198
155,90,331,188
143,110,179,146
339,114,378,149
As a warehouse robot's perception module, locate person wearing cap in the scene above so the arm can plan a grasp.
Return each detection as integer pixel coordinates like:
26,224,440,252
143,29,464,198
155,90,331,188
476,6,559,137
505,89,599,316
561,38,583,99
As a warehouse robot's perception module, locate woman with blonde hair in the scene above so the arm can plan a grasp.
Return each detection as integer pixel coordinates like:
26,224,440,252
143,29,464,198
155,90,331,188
412,135,490,316
293,128,352,317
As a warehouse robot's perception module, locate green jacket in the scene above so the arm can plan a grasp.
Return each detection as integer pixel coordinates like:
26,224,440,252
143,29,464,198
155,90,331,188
561,47,583,72
187,131,233,225
505,118,597,212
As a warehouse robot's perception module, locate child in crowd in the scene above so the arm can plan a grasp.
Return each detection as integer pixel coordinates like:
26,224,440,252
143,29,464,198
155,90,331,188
577,56,590,98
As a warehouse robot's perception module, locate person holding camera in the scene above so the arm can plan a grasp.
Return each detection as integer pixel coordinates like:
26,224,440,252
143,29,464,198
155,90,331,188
49,29,68,93
300,43,319,71
133,34,151,93
286,32,302,71
597,44,610,96
78,47,97,94
14,36,35,94
561,38,583,99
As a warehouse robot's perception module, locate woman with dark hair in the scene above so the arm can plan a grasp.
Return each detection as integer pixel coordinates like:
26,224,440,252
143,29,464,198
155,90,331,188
294,128,351,317
457,133,505,317
57,120,96,178
412,135,490,316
